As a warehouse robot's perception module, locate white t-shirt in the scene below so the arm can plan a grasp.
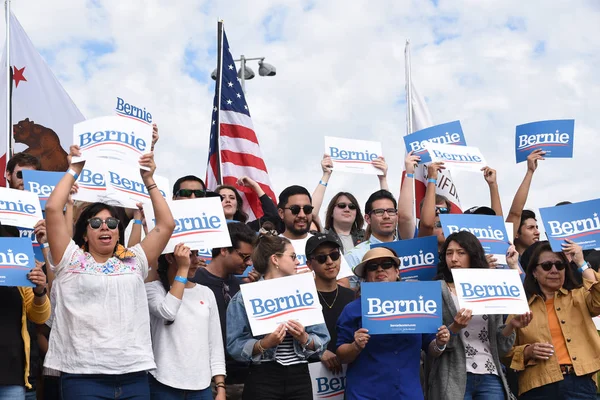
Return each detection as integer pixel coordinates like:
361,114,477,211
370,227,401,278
44,240,155,374
146,281,226,390
283,233,353,279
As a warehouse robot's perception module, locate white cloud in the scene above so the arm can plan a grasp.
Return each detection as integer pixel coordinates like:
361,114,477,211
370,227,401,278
3,0,600,230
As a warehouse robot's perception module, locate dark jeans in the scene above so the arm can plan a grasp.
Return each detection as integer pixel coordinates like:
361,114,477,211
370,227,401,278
148,375,211,400
43,376,61,400
242,362,312,400
464,373,505,400
60,371,149,400
519,374,596,400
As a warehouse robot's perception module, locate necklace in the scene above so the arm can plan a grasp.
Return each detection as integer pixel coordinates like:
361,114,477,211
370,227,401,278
318,286,339,309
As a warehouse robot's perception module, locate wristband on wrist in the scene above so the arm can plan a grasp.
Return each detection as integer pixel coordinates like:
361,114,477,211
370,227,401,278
67,168,79,180
146,183,157,192
427,178,437,184
41,242,49,249
435,343,447,352
256,339,266,353
302,335,312,349
319,180,328,187
134,219,143,225
406,173,415,179
174,276,188,284
579,262,591,273
215,382,226,390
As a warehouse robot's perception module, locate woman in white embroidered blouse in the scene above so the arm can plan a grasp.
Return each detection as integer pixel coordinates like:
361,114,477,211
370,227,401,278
146,243,226,400
44,145,175,400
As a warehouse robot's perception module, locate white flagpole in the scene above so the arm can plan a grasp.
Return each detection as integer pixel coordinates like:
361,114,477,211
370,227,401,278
4,0,11,187
404,39,417,224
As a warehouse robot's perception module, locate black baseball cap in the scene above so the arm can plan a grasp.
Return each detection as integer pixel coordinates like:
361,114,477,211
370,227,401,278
305,233,341,258
463,206,496,216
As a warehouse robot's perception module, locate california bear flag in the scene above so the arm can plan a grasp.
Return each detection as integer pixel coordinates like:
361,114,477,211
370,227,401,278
0,10,84,187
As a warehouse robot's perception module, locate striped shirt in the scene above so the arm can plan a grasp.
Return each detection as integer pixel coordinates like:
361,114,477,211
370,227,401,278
274,335,305,366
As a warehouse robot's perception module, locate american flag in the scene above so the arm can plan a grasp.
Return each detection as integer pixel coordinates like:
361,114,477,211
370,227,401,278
206,25,277,221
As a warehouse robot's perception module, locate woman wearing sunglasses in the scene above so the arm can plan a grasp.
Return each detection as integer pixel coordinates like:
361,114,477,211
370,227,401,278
336,247,450,400
226,233,330,400
43,146,175,399
428,231,531,400
504,240,600,399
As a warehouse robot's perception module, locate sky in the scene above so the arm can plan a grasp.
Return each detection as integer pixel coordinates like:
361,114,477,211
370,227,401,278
2,0,600,228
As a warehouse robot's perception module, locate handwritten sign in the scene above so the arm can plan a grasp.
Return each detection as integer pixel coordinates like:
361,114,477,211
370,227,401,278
451,269,529,315
361,281,442,334
22,170,65,209
144,197,231,254
71,116,152,169
0,188,43,229
324,136,383,175
515,119,574,163
425,143,487,173
0,237,36,287
404,120,466,164
371,236,439,281
308,362,347,400
539,198,600,251
240,273,324,336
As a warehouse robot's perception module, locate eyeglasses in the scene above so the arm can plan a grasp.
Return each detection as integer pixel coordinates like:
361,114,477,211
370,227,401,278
175,189,224,200
284,205,314,215
538,261,567,271
370,208,398,217
234,249,252,263
336,202,357,210
434,221,442,228
276,252,297,262
311,250,341,264
88,217,120,230
436,206,449,215
365,260,397,272
222,282,232,305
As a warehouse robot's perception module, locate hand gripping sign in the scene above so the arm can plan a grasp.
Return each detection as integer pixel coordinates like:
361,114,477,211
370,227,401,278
515,119,574,163
451,269,529,315
324,136,383,175
361,281,442,334
0,187,43,229
240,273,324,336
539,198,600,251
144,197,231,254
71,116,153,169
425,142,487,173
0,237,36,287
403,120,467,164
371,236,439,281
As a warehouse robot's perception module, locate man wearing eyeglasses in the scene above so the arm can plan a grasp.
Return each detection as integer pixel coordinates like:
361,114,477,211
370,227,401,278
190,222,256,400
345,190,399,290
277,185,315,274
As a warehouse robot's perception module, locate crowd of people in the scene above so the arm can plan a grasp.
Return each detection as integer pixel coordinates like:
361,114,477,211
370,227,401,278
2,127,600,400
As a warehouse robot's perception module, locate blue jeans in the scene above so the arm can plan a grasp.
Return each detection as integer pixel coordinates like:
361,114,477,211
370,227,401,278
149,375,211,400
0,385,25,400
25,390,37,400
519,373,596,400
464,373,505,400
60,371,150,400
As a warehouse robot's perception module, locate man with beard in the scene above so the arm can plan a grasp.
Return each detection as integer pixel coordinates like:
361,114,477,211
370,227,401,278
277,185,315,274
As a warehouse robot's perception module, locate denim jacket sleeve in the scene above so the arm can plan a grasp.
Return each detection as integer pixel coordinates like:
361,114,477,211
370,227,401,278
293,322,330,359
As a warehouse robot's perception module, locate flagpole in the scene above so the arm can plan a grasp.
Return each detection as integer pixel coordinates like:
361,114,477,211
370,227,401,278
215,20,224,185
404,39,417,224
4,0,11,187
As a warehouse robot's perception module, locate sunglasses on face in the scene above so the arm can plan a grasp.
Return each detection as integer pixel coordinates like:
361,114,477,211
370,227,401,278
370,208,398,217
538,261,567,271
16,170,23,179
276,252,298,262
365,260,397,272
234,249,252,263
284,205,314,215
436,206,449,215
336,202,357,210
311,250,341,264
88,217,120,230
175,189,224,200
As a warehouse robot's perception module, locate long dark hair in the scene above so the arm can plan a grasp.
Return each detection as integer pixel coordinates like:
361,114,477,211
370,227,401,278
73,203,125,251
523,241,581,300
157,254,175,325
216,185,249,223
435,231,489,283
324,192,364,233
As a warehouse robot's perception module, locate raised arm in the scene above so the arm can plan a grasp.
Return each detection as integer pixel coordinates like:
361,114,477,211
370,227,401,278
45,146,84,263
506,150,545,236
397,152,420,240
482,167,503,217
372,156,389,191
311,154,333,228
418,162,445,238
139,153,176,262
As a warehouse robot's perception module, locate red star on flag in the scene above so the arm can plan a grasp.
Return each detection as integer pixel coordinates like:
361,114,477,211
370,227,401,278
12,66,27,87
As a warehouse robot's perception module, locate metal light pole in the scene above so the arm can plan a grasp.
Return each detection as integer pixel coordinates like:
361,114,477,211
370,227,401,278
211,55,276,94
